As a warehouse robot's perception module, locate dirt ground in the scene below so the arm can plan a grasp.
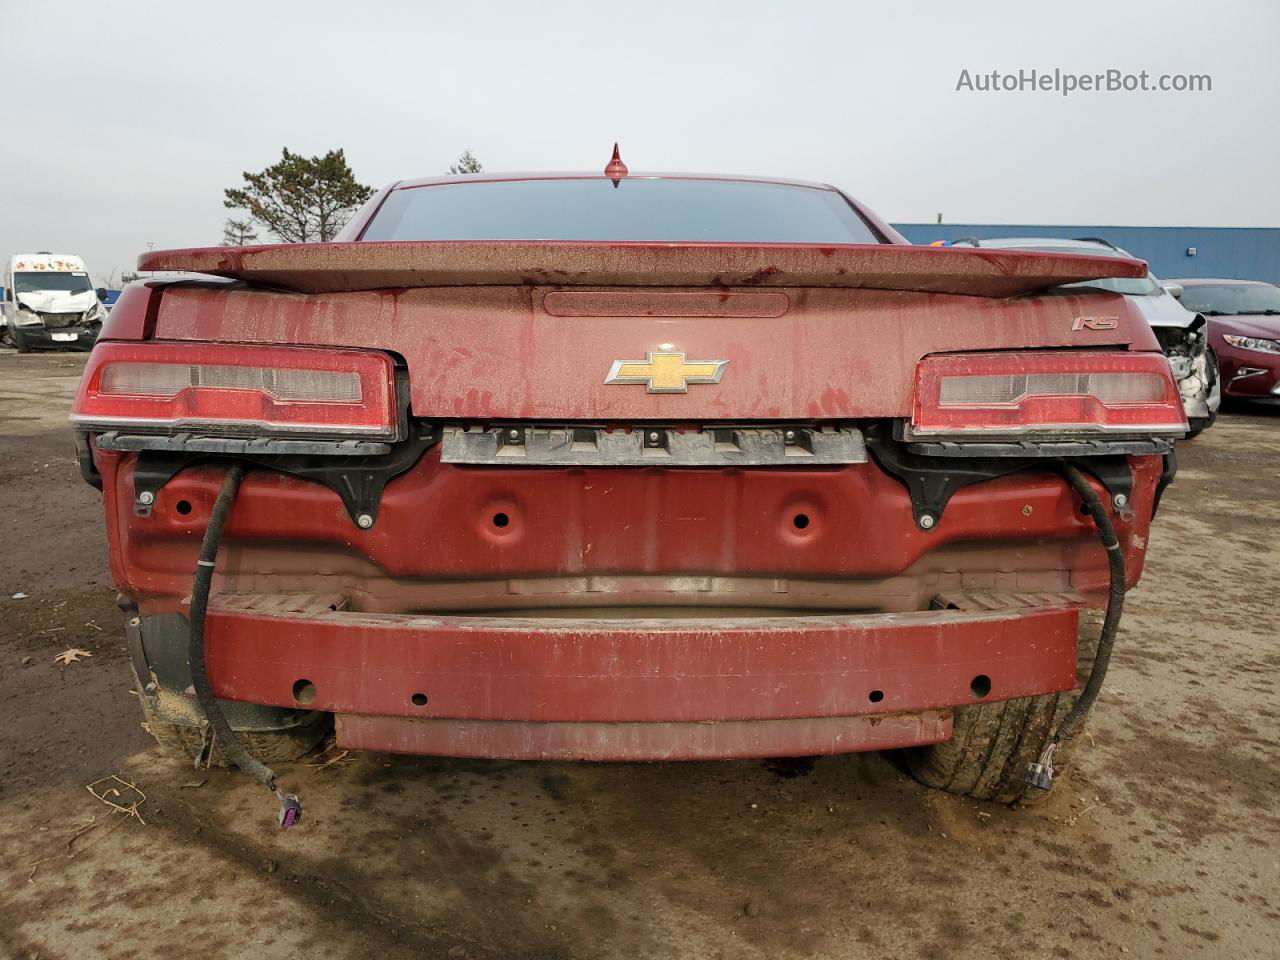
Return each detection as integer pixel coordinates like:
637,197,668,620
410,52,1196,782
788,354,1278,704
1,350,1277,960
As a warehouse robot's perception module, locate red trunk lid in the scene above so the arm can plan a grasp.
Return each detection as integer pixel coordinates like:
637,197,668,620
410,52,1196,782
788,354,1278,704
131,241,1157,422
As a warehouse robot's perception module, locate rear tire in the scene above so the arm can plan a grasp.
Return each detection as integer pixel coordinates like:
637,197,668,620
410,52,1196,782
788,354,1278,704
136,681,330,767
905,609,1101,804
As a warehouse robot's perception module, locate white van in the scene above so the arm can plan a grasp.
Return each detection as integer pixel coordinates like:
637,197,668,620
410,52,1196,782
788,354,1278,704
2,253,106,351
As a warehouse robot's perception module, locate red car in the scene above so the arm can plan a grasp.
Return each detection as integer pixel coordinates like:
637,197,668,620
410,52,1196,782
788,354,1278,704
72,164,1186,821
1172,278,1280,402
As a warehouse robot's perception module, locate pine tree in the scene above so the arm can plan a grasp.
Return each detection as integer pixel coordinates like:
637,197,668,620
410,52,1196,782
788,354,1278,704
224,148,374,243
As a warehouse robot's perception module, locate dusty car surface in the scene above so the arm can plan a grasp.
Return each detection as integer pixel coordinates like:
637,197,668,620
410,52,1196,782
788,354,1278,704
72,165,1188,815
1172,278,1280,403
947,237,1219,435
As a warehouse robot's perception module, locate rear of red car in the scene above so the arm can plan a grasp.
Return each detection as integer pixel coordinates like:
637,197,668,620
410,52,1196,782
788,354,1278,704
73,173,1184,805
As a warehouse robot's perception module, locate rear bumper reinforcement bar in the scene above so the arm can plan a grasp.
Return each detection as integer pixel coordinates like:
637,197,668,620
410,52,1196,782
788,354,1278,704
199,595,1079,760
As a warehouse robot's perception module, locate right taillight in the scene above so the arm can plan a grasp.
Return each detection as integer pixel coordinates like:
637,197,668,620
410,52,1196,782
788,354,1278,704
71,341,398,439
909,351,1187,440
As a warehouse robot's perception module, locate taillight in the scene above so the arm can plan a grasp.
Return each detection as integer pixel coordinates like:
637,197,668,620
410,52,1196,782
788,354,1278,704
909,351,1186,440
71,342,397,439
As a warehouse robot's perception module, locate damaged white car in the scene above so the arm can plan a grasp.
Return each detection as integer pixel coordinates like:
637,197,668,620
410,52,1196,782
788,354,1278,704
2,253,106,352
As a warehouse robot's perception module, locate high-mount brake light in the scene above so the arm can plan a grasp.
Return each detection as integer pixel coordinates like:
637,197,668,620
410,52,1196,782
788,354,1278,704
71,342,397,439
910,351,1187,440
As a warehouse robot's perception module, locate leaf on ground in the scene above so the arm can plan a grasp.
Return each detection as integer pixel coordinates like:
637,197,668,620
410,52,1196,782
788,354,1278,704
54,648,93,665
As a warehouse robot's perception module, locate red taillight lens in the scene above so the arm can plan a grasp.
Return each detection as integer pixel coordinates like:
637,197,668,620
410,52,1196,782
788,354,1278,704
71,342,397,439
910,351,1187,439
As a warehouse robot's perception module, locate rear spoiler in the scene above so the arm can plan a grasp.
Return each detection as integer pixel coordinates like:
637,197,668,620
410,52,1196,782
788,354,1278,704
137,241,1147,299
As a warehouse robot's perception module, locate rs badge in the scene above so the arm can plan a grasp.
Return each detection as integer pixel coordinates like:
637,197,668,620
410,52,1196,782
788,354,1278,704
604,352,729,394
1072,316,1119,331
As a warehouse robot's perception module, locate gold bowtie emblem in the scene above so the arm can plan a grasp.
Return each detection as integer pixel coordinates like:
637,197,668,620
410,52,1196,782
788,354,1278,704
604,352,728,394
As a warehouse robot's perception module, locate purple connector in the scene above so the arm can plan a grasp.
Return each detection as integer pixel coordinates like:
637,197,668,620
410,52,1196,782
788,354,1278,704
278,793,303,830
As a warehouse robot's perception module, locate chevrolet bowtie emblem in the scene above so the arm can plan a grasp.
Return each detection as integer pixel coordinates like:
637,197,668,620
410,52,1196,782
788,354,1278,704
604,352,729,394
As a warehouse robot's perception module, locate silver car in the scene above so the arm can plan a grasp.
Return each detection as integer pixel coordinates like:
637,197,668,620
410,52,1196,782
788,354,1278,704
947,237,1219,435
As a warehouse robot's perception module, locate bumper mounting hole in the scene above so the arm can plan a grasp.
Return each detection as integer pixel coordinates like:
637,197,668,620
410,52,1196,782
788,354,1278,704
292,679,317,705
970,674,992,699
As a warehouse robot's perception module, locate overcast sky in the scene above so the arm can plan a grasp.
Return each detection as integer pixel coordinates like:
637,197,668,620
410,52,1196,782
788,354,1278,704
4,0,1278,282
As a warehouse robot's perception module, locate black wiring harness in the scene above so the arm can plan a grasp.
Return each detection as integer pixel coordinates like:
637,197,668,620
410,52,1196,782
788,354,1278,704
1026,463,1127,790
188,463,302,829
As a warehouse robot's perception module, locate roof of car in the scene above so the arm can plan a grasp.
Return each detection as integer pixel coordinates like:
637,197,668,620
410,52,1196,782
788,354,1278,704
393,171,841,191
1168,277,1273,286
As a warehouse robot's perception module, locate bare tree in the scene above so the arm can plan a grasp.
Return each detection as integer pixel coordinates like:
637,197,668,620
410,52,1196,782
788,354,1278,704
95,268,124,290
448,149,483,175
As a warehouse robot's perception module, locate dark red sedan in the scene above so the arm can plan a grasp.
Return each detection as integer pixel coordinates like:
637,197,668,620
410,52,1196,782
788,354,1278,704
1173,278,1280,402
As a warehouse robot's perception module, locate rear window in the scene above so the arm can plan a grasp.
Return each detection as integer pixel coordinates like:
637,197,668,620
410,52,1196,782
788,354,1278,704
361,178,881,244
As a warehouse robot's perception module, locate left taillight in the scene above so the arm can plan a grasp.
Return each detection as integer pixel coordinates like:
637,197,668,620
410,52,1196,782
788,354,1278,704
71,342,398,439
909,351,1187,440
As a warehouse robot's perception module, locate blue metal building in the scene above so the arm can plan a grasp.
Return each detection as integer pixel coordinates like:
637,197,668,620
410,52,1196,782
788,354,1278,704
892,224,1280,286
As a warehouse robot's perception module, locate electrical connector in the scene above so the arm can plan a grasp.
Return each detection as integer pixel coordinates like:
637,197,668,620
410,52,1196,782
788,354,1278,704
1025,742,1058,791
277,792,303,830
